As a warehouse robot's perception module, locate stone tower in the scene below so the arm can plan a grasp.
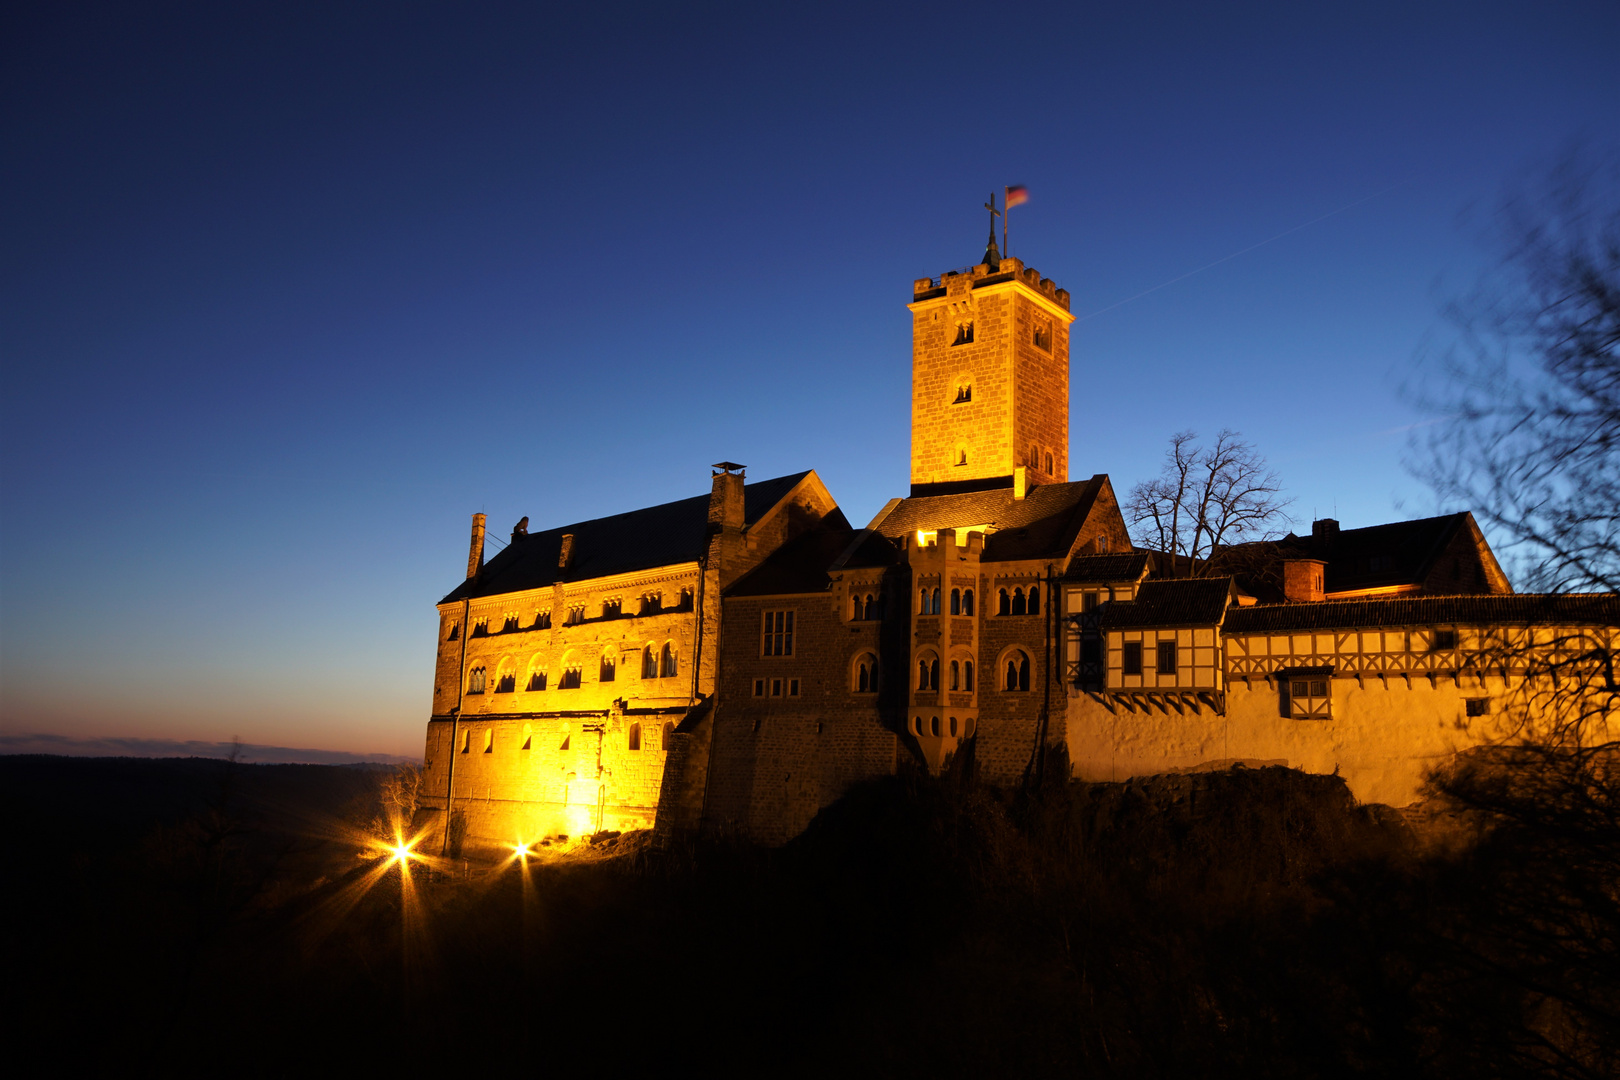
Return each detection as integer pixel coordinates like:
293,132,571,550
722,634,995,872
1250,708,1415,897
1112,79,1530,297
908,253,1075,495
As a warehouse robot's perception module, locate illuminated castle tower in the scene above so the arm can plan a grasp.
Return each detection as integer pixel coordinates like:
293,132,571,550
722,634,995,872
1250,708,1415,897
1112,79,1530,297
907,232,1075,494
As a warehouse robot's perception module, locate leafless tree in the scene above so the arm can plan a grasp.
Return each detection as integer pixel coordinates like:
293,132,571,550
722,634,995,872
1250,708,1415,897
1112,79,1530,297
1410,150,1620,1080
1125,429,1292,576
1411,153,1620,595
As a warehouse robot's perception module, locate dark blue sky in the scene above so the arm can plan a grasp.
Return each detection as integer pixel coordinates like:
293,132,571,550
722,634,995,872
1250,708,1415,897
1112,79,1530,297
3,1,1615,758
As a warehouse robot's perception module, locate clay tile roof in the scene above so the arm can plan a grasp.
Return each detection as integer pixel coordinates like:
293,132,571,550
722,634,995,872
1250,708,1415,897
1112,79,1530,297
1064,551,1152,583
1098,577,1235,629
725,514,856,597
1222,593,1620,634
876,476,1105,563
440,471,812,603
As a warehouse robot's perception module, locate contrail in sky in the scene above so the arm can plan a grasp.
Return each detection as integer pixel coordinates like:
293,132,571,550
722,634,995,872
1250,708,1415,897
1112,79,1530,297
1073,178,1414,324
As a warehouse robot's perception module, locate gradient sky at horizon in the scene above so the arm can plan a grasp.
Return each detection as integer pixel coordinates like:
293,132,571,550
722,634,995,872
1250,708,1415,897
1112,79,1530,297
3,1,1616,759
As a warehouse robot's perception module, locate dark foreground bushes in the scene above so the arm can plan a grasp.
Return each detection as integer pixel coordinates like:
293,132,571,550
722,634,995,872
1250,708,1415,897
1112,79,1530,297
2,754,1612,1078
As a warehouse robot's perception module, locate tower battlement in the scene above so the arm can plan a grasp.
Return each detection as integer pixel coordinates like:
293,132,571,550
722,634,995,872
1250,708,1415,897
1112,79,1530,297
913,258,1071,310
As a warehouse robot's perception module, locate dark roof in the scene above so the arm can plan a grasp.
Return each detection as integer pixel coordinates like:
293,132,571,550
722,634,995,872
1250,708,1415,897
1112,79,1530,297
1098,578,1235,629
835,529,903,571
440,471,812,603
876,476,1105,563
1295,513,1469,594
1065,552,1152,583
725,513,855,597
1224,593,1620,634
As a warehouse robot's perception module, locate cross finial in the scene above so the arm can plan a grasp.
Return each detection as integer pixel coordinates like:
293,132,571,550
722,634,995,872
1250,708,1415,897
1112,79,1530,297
982,192,1003,267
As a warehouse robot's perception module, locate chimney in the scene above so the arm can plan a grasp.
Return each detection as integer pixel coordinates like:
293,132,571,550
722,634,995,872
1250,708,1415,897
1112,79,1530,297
709,462,746,532
1013,466,1028,500
558,533,575,570
1311,518,1340,548
466,513,486,580
1282,558,1327,603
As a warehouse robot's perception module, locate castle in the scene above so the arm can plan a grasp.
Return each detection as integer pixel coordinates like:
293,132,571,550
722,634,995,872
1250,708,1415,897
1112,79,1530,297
415,232,1618,854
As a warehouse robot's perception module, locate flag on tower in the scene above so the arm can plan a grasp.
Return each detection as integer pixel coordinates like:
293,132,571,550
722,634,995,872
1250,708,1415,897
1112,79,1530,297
1005,185,1029,208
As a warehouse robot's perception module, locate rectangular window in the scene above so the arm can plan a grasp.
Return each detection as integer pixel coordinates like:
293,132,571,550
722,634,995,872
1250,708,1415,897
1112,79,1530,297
565,607,584,626
771,678,783,697
788,679,800,697
753,679,765,698
1083,591,1100,612
1032,320,1051,350
1156,641,1178,675
534,611,551,630
1431,629,1457,650
603,599,621,618
1122,642,1142,676
1465,698,1490,717
1286,677,1333,720
762,610,795,656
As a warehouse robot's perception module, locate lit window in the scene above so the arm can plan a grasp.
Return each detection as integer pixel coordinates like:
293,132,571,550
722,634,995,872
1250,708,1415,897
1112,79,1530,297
762,611,795,656
1157,641,1177,675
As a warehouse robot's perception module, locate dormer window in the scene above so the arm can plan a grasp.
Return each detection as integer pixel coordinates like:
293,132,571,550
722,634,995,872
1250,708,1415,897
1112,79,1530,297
952,320,974,345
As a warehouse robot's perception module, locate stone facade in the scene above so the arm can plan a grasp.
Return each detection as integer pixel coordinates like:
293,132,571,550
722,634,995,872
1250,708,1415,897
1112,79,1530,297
413,235,1615,853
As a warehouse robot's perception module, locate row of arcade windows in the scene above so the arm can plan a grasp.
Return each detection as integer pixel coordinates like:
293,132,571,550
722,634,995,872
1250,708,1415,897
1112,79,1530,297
916,658,978,691
997,587,1040,616
752,678,801,698
464,645,677,695
449,591,696,640
460,722,671,754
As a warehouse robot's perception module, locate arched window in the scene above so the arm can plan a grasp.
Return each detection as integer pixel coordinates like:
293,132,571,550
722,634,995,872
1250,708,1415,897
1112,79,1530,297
1004,650,1031,691
913,716,924,736
964,660,975,691
483,729,494,753
660,643,678,678
930,716,940,737
495,672,516,693
998,589,1010,616
1028,587,1040,615
964,717,976,738
864,594,877,619
1029,444,1039,470
1044,452,1053,474
522,725,532,750
930,658,939,690
627,723,641,751
917,658,929,690
919,586,928,613
600,654,616,682
852,594,863,620
854,653,878,693
949,716,958,737
527,669,547,691
468,666,486,694
956,448,967,466
559,664,582,689
950,660,960,690
950,588,961,615
661,721,675,749
447,622,459,641
642,645,658,679
963,589,974,615
1012,588,1026,616
931,588,940,614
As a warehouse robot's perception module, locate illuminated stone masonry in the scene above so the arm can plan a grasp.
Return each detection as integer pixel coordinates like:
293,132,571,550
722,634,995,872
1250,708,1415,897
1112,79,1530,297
416,236,1616,854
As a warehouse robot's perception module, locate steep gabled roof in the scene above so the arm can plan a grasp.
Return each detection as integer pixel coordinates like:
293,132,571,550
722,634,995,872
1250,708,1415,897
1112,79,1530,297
440,471,812,603
725,513,855,597
875,476,1106,563
1098,577,1235,629
1223,593,1620,634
